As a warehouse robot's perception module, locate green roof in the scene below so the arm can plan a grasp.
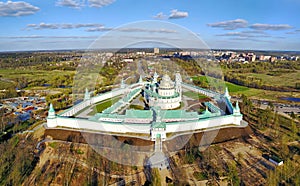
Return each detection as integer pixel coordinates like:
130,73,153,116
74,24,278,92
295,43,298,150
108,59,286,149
204,102,222,115
125,109,153,119
201,107,212,117
89,113,125,121
49,103,55,112
152,122,166,129
159,110,199,119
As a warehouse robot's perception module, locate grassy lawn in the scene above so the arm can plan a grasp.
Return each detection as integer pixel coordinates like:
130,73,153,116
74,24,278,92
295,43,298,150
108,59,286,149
245,71,300,88
0,69,75,89
129,104,144,110
193,172,208,181
194,75,249,92
183,91,208,99
88,96,121,115
225,82,249,92
0,69,74,80
193,75,300,102
48,142,58,149
0,80,14,89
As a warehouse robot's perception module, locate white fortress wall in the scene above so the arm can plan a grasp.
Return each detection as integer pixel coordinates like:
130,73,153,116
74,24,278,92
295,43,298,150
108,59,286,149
59,100,91,117
182,83,220,97
91,88,125,104
53,116,151,133
59,88,126,117
166,115,242,133
49,114,242,134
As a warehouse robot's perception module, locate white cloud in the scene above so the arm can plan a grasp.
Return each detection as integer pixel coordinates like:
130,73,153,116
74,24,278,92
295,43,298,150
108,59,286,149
230,37,273,43
168,9,188,19
117,28,177,33
56,0,115,8
25,23,104,30
85,27,178,33
0,1,39,17
250,23,293,30
56,0,82,9
153,12,167,20
88,0,115,8
216,30,269,38
286,29,300,34
216,30,286,42
207,19,248,30
23,23,178,34
85,26,113,32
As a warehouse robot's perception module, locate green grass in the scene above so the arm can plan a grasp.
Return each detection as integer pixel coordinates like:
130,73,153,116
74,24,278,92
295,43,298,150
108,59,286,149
183,91,208,99
193,75,249,92
94,96,121,113
0,69,74,80
12,136,19,147
0,69,75,89
225,82,249,92
246,71,300,88
48,142,58,149
129,104,144,110
0,80,14,89
193,172,208,181
76,149,84,154
192,75,300,102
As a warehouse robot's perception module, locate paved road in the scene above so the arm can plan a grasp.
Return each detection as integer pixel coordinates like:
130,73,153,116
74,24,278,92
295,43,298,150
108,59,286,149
232,97,300,119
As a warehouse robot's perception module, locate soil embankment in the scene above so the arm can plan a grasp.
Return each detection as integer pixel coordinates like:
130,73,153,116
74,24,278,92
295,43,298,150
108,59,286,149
45,125,252,151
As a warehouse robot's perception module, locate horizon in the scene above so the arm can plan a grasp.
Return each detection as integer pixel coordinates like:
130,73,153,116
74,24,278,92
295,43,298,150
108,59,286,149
1,47,300,54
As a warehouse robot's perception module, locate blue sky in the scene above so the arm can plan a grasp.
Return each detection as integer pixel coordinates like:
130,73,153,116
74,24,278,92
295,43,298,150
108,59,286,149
0,0,300,51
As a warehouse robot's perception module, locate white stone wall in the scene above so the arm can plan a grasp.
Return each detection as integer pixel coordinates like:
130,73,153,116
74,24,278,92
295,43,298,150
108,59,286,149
53,116,151,133
91,88,125,104
166,115,242,133
149,96,181,110
158,88,175,96
124,118,152,124
59,100,91,117
48,114,242,135
151,130,166,141
59,88,125,117
46,118,57,128
99,117,124,122
182,83,218,97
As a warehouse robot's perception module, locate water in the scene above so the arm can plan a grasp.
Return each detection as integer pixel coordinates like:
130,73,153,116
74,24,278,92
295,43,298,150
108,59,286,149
280,97,300,102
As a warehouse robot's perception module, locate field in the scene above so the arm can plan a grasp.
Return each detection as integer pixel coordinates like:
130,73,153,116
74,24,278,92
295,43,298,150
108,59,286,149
194,75,300,102
0,69,74,89
194,76,249,92
246,71,300,88
129,104,144,110
94,96,121,113
183,91,208,99
0,80,13,89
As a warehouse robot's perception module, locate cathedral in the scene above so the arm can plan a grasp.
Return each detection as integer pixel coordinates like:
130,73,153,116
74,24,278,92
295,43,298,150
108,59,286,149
144,72,182,110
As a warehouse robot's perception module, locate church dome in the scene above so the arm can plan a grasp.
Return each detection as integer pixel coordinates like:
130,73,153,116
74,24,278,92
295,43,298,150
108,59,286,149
160,75,174,89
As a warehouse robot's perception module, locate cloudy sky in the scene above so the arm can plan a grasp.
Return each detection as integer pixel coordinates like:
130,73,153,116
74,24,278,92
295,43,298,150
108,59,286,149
0,0,300,51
